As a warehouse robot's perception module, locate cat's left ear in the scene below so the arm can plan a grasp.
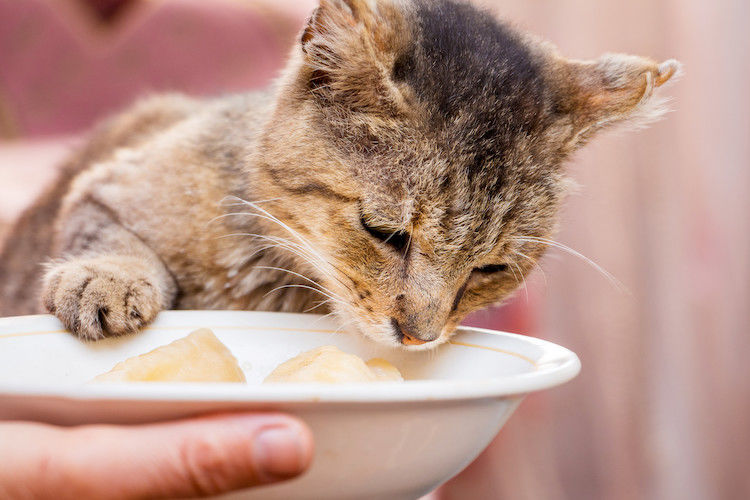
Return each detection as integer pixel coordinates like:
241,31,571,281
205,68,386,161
555,53,682,145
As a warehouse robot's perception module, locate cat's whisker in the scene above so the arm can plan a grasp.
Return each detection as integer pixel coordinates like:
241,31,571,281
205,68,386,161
217,213,324,263
330,317,357,337
221,237,331,288
214,173,354,310
218,212,321,263
240,243,289,265
509,260,530,303
221,199,361,297
236,200,326,261
403,222,414,259
303,299,332,314
225,237,310,268
310,309,343,330
512,236,627,292
505,259,521,287
218,231,335,284
506,260,520,284
254,265,342,301
244,231,360,305
312,310,357,344
218,195,284,209
258,234,326,268
222,207,354,292
263,284,349,308
252,261,351,307
512,249,548,287
207,199,286,228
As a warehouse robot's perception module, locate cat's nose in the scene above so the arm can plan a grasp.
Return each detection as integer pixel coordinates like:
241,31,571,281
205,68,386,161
390,318,434,346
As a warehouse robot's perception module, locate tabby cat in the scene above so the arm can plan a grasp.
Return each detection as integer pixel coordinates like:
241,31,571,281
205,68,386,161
0,0,680,348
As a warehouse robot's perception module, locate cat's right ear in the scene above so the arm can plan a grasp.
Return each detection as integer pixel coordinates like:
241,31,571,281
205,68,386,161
300,0,378,79
301,1,373,47
297,1,408,109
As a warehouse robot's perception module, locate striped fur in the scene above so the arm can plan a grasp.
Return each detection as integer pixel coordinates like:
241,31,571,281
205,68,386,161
0,0,680,347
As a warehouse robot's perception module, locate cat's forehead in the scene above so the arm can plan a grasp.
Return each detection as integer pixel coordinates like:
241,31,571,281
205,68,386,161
401,0,551,138
379,0,555,200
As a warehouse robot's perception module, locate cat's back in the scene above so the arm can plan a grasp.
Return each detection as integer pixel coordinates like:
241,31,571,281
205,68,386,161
0,93,202,315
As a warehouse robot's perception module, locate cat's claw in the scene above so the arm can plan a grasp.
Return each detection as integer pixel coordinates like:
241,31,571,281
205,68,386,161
42,257,163,340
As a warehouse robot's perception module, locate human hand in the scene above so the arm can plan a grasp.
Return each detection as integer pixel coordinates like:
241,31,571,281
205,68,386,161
0,413,313,499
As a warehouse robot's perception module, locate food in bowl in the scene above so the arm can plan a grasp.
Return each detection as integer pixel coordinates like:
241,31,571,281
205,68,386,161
93,328,246,383
264,345,403,383
93,329,403,384
363,357,404,382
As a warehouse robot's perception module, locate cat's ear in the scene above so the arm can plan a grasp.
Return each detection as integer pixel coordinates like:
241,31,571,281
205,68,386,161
298,0,407,108
301,0,376,47
300,0,379,70
555,53,682,145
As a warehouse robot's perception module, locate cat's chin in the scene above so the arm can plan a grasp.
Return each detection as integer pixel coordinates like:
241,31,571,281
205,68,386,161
397,340,448,352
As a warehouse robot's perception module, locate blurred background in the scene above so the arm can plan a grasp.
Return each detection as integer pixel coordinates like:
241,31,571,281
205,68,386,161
0,0,747,499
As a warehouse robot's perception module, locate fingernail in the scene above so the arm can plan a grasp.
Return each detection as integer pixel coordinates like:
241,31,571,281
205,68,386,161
253,425,309,482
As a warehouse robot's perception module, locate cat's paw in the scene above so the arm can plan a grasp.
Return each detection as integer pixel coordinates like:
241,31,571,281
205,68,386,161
42,256,164,340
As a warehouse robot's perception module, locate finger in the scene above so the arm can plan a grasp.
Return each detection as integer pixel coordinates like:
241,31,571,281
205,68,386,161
1,413,314,499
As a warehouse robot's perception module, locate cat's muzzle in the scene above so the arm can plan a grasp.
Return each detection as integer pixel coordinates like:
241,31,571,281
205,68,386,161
390,318,435,346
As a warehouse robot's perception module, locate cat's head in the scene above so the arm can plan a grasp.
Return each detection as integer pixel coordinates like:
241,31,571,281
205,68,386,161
255,0,680,349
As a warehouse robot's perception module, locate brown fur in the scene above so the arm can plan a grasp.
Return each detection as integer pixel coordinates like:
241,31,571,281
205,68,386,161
0,0,680,348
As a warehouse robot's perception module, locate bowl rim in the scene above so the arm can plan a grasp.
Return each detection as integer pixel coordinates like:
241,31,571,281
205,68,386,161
0,311,581,404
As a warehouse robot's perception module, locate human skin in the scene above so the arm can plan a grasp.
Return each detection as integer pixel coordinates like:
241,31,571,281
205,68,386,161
0,413,314,499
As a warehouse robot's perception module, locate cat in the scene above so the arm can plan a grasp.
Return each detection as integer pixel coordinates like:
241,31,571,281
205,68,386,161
0,0,680,349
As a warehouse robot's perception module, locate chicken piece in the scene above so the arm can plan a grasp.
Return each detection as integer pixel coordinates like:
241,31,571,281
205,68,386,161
264,345,403,383
93,328,246,383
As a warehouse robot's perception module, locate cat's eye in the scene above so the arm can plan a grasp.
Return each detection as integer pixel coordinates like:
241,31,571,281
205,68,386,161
473,264,509,275
360,215,409,252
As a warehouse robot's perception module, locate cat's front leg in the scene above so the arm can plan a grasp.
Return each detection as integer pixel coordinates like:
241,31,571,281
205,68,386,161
42,200,177,340
43,255,172,340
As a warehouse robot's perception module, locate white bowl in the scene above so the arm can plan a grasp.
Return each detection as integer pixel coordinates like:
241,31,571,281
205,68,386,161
0,310,579,499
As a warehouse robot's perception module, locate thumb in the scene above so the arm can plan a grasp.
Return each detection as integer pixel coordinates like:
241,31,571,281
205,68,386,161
3,414,314,499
